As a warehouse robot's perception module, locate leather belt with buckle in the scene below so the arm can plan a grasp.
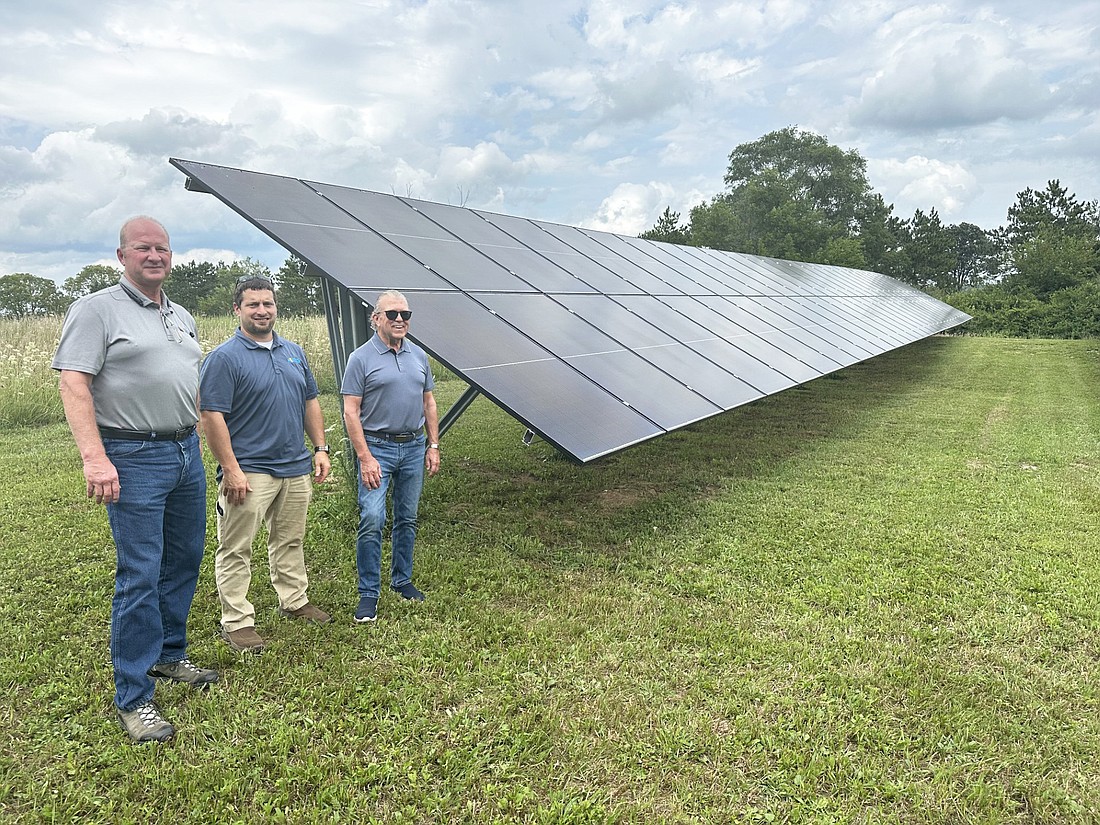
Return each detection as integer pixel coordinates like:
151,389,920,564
99,425,197,442
365,431,418,443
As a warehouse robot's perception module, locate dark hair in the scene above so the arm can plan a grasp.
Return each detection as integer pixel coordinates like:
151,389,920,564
233,277,276,308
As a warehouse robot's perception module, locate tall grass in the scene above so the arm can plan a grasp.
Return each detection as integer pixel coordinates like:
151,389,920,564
2,331,1099,822
0,314,341,429
0,317,65,427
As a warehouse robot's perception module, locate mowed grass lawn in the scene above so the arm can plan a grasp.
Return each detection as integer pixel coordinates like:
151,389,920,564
1,321,1099,823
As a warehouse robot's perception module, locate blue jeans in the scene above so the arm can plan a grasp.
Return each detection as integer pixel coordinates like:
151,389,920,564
355,435,425,598
103,433,206,711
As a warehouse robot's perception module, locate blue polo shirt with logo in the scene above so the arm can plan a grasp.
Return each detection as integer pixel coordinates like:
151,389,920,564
199,329,318,478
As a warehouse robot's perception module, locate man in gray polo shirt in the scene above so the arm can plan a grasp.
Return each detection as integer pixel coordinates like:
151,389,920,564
199,276,333,654
53,216,218,744
342,289,440,623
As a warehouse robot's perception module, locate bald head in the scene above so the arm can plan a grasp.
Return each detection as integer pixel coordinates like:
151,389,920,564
120,216,170,249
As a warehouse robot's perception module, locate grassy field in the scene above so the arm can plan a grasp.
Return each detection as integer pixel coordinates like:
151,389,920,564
1,316,1098,823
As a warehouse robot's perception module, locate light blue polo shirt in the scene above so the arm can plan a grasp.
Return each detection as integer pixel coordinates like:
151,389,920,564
199,329,318,478
341,333,435,433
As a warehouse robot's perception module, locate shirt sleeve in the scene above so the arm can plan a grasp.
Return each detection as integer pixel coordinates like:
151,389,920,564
51,298,107,374
198,348,235,413
300,347,320,401
339,348,366,396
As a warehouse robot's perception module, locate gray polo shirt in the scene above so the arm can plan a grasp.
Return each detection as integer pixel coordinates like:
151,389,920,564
341,333,435,433
52,279,201,431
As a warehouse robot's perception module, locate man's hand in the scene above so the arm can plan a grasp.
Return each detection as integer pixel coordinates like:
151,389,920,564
221,467,252,505
313,451,331,483
359,455,382,489
83,455,120,505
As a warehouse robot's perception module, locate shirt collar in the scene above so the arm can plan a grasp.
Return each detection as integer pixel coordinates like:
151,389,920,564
118,276,172,310
235,328,282,349
370,332,404,354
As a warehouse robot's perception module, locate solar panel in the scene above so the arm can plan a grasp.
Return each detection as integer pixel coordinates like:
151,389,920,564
170,158,971,463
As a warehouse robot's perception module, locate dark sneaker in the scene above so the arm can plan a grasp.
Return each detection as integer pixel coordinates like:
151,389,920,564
354,597,378,623
148,658,220,688
220,625,265,654
117,702,175,743
391,582,425,601
279,603,332,624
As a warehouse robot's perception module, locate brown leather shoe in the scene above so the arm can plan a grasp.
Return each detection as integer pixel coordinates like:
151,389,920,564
279,603,332,624
220,625,265,654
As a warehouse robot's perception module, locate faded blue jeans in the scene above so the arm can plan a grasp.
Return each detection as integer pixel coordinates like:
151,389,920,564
355,435,425,599
103,433,206,711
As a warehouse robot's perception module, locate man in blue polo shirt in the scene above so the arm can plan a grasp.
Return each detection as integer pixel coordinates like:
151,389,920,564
342,289,440,623
199,276,333,654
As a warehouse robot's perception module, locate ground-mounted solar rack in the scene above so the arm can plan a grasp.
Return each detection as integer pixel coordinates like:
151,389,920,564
171,158,971,463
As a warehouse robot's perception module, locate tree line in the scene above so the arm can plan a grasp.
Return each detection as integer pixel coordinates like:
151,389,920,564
0,256,323,319
641,127,1100,338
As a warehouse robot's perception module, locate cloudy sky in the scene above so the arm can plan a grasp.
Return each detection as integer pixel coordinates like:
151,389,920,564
2,0,1098,284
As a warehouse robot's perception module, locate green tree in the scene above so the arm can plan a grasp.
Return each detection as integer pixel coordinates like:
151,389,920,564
0,273,68,317
818,237,867,268
687,197,737,249
677,127,879,264
165,261,222,312
945,222,999,292
1006,226,1098,298
903,208,955,290
1000,181,1100,300
731,171,835,259
63,264,121,299
856,194,910,280
274,256,324,315
196,258,273,315
640,207,691,245
1006,180,1099,249
722,126,872,235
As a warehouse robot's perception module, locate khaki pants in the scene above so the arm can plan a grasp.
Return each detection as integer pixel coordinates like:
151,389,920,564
216,472,313,632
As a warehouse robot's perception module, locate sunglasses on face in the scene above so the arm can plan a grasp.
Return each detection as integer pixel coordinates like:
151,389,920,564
382,309,413,321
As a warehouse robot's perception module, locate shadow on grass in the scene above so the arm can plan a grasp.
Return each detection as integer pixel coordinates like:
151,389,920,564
425,335,964,559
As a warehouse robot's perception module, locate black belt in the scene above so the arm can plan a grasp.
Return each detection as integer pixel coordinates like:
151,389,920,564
365,430,419,443
99,425,196,442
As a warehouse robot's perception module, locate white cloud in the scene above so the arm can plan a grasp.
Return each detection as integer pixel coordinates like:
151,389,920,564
868,155,980,219
853,13,1057,129
586,180,682,234
1,0,1098,282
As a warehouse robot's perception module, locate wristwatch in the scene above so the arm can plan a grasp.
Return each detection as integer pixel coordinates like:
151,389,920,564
428,443,440,450
314,444,331,454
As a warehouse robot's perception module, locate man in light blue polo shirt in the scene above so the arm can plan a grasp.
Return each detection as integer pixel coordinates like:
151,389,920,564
200,277,333,654
341,289,440,623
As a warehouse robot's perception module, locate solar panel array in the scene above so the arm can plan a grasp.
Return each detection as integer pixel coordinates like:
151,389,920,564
171,158,970,463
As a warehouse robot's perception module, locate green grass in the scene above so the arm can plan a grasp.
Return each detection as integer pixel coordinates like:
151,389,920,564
1,325,1099,823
